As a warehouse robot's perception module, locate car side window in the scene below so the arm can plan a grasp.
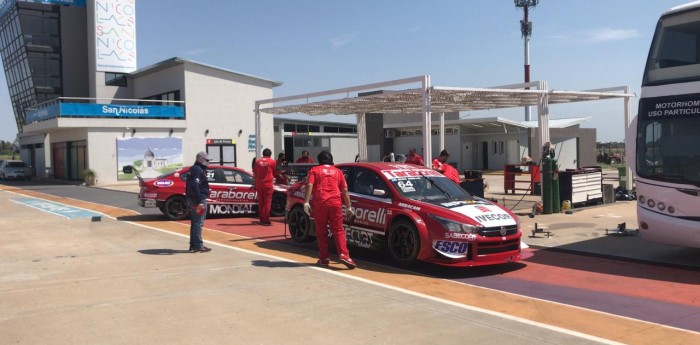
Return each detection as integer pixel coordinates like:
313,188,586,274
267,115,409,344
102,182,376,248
221,169,254,184
351,168,389,198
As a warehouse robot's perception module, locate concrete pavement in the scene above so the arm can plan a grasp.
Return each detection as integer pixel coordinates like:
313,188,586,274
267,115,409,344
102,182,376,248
0,186,627,345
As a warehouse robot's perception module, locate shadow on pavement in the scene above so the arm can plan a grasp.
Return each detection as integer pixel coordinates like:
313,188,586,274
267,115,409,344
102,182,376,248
118,214,169,222
138,248,192,255
251,260,305,268
251,238,528,278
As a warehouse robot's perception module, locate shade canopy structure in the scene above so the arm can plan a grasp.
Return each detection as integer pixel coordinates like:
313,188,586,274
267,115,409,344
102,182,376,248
254,75,634,177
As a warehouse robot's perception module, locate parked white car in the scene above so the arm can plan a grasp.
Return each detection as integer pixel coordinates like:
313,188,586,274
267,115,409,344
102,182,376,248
0,160,32,180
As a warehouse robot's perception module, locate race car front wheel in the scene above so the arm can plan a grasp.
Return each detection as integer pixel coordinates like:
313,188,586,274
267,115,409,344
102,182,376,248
387,220,420,265
287,206,314,242
164,196,189,221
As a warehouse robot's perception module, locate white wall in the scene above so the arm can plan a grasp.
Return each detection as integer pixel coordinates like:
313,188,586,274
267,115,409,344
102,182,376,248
552,137,578,170
331,137,359,163
183,63,275,171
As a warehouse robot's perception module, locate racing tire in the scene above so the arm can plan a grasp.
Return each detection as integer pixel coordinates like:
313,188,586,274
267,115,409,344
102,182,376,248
287,206,315,243
387,219,420,265
163,195,190,221
271,192,286,217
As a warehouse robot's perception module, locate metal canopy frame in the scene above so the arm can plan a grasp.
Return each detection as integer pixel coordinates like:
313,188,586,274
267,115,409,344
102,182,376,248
254,75,634,171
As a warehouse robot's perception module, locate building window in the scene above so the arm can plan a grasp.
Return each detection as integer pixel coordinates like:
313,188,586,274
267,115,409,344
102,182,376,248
105,72,127,86
140,90,181,106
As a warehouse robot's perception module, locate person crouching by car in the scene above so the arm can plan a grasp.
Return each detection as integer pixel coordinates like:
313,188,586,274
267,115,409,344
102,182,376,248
274,152,289,185
254,148,275,226
432,149,460,184
186,151,212,253
303,150,356,269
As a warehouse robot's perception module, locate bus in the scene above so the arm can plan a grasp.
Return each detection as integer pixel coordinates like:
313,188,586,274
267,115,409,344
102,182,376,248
630,0,700,247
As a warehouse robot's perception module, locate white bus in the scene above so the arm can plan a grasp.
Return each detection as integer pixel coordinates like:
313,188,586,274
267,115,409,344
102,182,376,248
630,1,700,247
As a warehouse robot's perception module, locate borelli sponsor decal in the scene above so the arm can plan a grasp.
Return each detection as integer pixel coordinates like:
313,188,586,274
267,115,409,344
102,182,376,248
352,207,387,225
210,189,257,201
154,179,174,187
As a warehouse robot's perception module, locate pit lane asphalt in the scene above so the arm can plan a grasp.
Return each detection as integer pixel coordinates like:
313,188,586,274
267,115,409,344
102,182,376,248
2,179,700,344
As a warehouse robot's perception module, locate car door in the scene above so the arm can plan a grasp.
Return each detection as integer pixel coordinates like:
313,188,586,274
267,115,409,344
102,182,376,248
346,167,393,249
208,167,257,215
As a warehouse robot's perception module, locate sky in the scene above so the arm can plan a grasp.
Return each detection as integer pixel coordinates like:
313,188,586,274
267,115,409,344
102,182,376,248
0,0,690,143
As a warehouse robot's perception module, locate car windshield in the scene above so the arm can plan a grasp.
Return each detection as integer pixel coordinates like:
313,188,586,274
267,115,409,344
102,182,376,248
389,175,469,201
6,162,27,168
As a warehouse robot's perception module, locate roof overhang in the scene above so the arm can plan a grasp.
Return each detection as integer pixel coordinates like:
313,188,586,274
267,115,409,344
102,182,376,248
259,86,633,116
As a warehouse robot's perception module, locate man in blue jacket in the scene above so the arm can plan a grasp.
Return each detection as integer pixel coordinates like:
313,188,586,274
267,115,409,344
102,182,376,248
186,151,212,252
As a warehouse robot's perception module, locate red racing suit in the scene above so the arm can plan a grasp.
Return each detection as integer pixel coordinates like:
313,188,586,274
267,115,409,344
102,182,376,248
307,164,350,260
254,156,276,223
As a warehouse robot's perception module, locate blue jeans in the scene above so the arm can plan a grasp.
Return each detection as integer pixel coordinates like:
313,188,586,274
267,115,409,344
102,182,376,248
188,199,207,249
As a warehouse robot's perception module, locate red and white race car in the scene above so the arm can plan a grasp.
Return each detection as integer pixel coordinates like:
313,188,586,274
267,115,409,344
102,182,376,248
285,162,522,267
124,165,287,220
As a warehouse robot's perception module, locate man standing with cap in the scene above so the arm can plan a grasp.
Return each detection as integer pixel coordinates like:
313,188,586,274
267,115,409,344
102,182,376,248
254,148,276,225
432,149,461,184
186,151,212,252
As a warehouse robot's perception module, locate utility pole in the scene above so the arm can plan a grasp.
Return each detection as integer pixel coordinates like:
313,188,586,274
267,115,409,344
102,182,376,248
515,0,539,121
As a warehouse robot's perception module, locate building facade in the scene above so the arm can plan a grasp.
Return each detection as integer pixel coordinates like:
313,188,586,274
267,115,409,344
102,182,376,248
0,0,280,184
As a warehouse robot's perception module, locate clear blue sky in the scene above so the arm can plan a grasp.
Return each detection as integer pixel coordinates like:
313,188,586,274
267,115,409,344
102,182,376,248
0,0,689,142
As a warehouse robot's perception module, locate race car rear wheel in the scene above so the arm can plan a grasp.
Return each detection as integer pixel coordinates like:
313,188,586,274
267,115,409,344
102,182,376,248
271,192,286,217
287,206,314,243
387,220,420,265
164,195,189,221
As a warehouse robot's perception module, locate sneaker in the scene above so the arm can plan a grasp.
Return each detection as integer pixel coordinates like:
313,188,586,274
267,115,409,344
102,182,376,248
338,254,356,269
194,246,212,253
316,258,330,267
189,245,195,253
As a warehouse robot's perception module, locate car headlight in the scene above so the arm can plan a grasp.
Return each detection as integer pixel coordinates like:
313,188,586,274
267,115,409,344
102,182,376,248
430,214,483,233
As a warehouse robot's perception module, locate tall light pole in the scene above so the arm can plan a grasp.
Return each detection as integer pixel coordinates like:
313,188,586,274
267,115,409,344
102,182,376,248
515,0,539,121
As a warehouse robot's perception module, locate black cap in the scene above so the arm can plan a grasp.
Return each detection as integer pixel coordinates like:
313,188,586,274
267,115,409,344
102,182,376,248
439,149,450,157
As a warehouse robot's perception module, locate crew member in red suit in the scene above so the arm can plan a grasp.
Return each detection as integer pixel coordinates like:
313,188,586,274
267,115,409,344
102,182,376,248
295,150,314,163
274,152,289,184
432,149,461,184
404,148,424,166
303,150,356,269
253,148,276,225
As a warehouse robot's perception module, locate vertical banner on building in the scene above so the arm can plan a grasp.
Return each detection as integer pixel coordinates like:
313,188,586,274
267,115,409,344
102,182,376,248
95,0,137,72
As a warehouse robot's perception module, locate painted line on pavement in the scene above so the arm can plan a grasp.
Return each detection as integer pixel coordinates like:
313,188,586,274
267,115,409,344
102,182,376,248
11,197,103,219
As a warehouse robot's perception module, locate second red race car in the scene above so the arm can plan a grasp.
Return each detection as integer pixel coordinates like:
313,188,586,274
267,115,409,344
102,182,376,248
124,165,287,220
286,162,522,267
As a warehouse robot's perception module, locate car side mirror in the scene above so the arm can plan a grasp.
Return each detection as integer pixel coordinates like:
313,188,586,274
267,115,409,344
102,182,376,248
122,165,133,174
372,189,386,197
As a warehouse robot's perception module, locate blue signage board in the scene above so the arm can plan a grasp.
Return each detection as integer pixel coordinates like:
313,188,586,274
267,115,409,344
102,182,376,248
28,0,86,6
25,102,185,123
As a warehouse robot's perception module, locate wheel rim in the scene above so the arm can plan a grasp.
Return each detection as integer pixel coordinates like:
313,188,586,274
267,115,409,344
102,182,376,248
389,225,418,260
288,208,311,241
167,198,188,219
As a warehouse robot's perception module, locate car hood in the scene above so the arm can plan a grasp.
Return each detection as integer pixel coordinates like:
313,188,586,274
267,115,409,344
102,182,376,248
424,199,518,227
